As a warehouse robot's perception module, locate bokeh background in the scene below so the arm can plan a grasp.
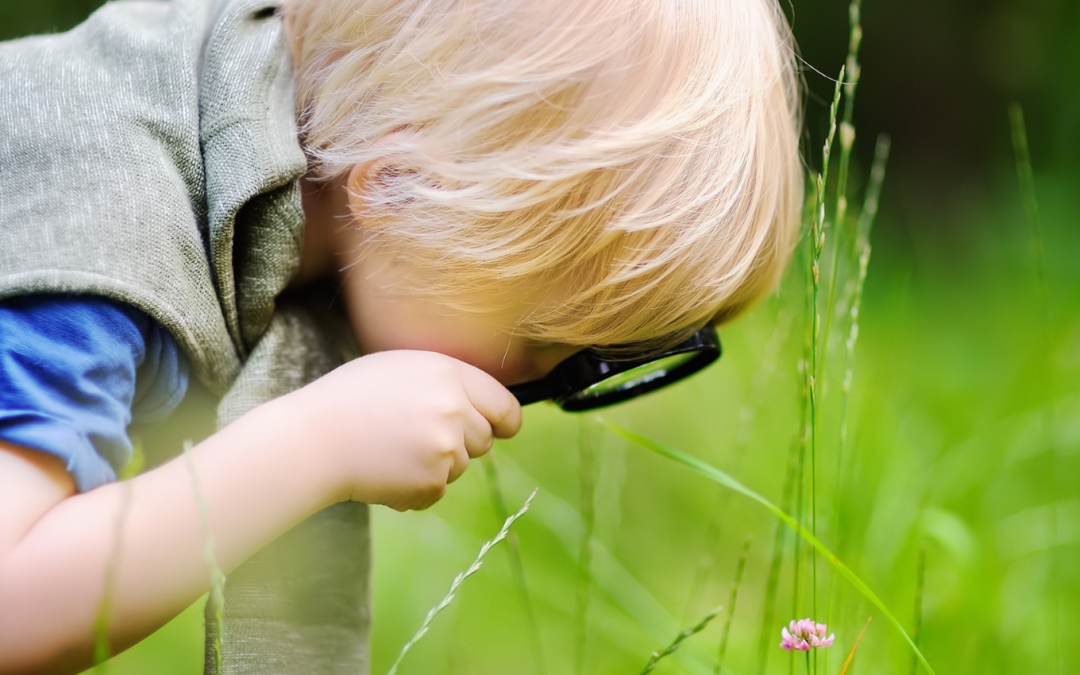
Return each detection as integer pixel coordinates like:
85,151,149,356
4,0,1078,673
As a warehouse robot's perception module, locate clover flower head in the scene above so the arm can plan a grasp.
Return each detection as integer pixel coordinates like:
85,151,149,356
780,618,835,652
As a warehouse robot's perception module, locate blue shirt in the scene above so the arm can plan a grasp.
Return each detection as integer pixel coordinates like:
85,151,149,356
0,295,188,491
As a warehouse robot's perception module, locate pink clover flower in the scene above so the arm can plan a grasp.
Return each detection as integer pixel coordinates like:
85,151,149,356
780,618,835,652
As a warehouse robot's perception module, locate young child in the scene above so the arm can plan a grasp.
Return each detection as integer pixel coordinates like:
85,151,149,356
0,0,801,672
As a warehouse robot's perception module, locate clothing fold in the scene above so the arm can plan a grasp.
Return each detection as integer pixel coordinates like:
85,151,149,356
209,304,371,675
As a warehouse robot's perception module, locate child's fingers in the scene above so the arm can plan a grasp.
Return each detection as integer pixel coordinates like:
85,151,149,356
459,405,496,461
455,362,523,439
445,438,471,483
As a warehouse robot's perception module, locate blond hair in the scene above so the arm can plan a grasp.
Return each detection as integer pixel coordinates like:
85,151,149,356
285,0,802,352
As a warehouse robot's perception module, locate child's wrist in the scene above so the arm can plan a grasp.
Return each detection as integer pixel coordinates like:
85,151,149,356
239,390,355,510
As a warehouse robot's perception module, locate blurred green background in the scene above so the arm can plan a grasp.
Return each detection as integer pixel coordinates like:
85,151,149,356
5,1,1078,674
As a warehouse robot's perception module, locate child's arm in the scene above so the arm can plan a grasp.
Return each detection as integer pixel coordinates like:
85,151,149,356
0,350,521,675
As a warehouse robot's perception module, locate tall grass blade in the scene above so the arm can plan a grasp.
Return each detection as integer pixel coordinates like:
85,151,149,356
1009,102,1058,675
793,243,814,675
755,429,801,675
854,135,890,245
603,423,937,675
184,440,226,675
909,542,926,675
638,606,722,675
821,0,865,380
807,68,846,671
574,417,598,675
387,488,538,675
92,480,135,670
714,539,750,675
838,617,872,675
118,437,145,481
824,134,890,675
93,439,147,670
1008,104,1047,313
481,455,546,675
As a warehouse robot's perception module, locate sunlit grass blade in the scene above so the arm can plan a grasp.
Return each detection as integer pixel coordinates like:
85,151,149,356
838,617,872,675
481,455,546,675
603,423,937,675
714,539,749,675
639,606,722,675
574,417,598,675
909,542,926,675
387,488,537,675
183,440,225,675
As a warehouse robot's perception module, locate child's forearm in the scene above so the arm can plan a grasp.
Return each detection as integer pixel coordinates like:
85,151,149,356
0,394,343,675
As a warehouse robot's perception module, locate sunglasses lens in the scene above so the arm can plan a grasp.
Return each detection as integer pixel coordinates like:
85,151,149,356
562,351,700,405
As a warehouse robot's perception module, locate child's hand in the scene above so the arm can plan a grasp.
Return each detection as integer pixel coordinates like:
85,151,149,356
290,350,522,511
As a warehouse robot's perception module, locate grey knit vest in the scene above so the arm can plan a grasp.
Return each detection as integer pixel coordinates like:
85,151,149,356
0,0,371,672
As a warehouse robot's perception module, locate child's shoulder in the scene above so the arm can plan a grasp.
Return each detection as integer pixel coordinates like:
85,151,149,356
0,0,305,392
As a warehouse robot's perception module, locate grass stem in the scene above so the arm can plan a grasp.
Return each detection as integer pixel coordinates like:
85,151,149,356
820,0,865,384
1009,102,1058,675
92,480,134,670
810,63,846,653
638,606,722,675
574,417,597,675
823,133,889,675
386,489,538,675
714,539,750,675
183,440,226,675
481,455,546,675
838,617,872,675
756,426,803,675
909,541,926,675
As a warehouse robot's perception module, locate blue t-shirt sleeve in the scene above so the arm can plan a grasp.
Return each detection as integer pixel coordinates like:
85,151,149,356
0,295,189,492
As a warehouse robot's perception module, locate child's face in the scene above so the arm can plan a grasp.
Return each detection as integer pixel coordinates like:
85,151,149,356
337,239,582,386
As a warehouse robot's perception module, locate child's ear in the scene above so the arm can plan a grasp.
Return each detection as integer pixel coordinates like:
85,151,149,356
344,158,382,229
344,131,418,229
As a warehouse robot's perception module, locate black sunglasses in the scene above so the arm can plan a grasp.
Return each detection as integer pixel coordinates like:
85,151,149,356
507,326,721,411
